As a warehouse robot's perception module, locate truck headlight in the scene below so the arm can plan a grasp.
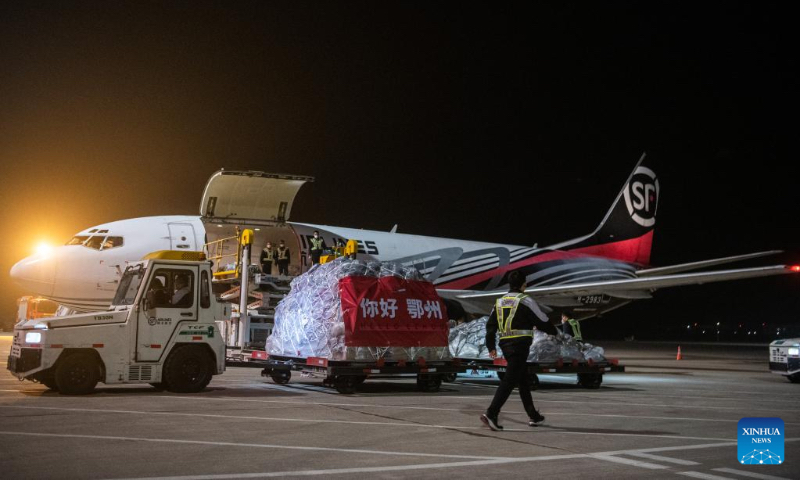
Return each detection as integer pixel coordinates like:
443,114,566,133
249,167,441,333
25,332,42,344
789,347,799,356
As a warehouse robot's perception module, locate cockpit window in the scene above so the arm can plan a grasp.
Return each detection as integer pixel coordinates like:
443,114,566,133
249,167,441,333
85,236,105,250
88,229,98,233
98,229,108,233
102,236,124,250
66,236,89,246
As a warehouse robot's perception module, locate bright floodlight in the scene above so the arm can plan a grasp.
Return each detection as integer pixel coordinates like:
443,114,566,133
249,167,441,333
35,242,53,256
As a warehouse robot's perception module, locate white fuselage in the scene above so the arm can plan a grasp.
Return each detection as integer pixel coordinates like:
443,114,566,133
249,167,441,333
10,215,553,311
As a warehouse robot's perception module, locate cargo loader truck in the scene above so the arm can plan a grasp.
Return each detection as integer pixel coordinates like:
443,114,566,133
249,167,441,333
7,251,229,394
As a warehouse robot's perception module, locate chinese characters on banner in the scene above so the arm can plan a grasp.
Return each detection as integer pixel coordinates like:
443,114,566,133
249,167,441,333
339,275,449,347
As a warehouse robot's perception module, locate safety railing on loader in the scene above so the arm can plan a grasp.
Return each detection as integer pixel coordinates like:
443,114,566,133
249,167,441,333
205,233,241,280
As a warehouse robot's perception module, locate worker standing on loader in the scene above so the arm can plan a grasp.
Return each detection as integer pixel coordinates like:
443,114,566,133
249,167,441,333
309,231,326,265
276,240,291,276
260,242,275,275
481,270,555,431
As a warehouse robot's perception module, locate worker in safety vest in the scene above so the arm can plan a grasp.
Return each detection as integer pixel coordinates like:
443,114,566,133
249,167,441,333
260,242,275,275
276,240,290,276
309,230,326,265
560,312,583,341
481,270,556,431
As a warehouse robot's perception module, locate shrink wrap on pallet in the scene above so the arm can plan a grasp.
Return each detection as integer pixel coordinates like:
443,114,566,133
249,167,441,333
448,317,608,363
266,258,450,361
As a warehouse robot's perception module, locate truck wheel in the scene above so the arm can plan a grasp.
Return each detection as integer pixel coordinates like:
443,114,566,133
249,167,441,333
55,352,100,395
32,370,59,391
334,376,358,394
441,373,457,383
788,373,800,384
416,374,442,392
270,370,291,385
163,345,214,393
529,374,540,391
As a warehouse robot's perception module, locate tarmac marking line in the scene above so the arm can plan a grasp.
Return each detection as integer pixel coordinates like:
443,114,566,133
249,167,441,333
0,430,504,461
588,454,669,469
0,405,735,442
712,468,791,480
154,395,800,426
624,451,700,465
676,471,736,480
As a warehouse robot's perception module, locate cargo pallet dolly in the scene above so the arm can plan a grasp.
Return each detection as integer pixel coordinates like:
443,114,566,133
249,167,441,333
243,353,465,394
454,357,624,389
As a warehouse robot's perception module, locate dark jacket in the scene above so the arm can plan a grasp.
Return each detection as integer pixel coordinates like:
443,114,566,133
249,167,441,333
485,293,557,352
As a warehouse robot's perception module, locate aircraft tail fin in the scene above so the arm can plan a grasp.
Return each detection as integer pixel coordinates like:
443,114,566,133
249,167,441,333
565,153,658,266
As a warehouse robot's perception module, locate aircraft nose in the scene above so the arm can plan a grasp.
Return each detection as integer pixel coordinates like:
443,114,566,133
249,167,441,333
10,252,56,297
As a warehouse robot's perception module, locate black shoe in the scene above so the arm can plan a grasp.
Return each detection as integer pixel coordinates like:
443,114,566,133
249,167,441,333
528,411,545,426
481,413,503,431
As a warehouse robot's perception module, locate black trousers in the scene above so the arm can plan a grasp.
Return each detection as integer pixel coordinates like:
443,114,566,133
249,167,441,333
261,261,272,274
487,341,536,418
310,250,322,264
277,259,289,276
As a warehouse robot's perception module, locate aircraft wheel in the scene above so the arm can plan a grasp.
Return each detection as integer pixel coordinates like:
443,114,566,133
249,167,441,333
55,352,101,395
163,345,214,393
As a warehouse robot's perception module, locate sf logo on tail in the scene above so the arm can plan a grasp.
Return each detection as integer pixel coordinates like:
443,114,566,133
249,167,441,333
623,166,659,227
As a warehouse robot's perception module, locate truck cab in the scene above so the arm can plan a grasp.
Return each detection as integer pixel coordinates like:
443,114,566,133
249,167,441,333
7,251,228,394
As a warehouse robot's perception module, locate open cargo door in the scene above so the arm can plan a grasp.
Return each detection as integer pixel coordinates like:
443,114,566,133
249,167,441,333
200,170,314,226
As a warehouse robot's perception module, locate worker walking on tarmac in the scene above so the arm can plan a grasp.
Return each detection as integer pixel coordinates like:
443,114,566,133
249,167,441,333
260,242,275,275
560,312,583,341
481,270,556,431
276,240,290,276
309,231,326,265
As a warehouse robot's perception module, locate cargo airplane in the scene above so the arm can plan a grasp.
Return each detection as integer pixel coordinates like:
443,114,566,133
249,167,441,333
9,154,798,320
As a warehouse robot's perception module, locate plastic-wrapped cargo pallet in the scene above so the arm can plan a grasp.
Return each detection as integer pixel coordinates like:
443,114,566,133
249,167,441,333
266,257,451,362
448,316,606,363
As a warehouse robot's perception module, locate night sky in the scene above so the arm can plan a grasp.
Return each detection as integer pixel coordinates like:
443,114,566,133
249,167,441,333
1,2,797,336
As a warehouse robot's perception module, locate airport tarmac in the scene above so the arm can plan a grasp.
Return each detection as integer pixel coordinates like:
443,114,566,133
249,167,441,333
0,335,797,479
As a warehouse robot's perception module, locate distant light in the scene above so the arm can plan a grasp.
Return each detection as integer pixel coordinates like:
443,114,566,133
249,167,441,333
789,265,800,272
254,228,261,231
216,225,223,228
716,322,720,326
686,325,691,329
35,242,53,257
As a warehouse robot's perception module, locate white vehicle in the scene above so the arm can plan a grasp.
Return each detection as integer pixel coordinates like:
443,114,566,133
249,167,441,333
7,251,228,394
769,338,800,383
9,156,799,320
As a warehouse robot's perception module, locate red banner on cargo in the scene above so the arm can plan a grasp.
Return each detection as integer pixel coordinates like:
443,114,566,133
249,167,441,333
339,276,449,347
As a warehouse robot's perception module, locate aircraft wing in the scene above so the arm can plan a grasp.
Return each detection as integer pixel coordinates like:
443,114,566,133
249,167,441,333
635,250,782,277
448,264,798,301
